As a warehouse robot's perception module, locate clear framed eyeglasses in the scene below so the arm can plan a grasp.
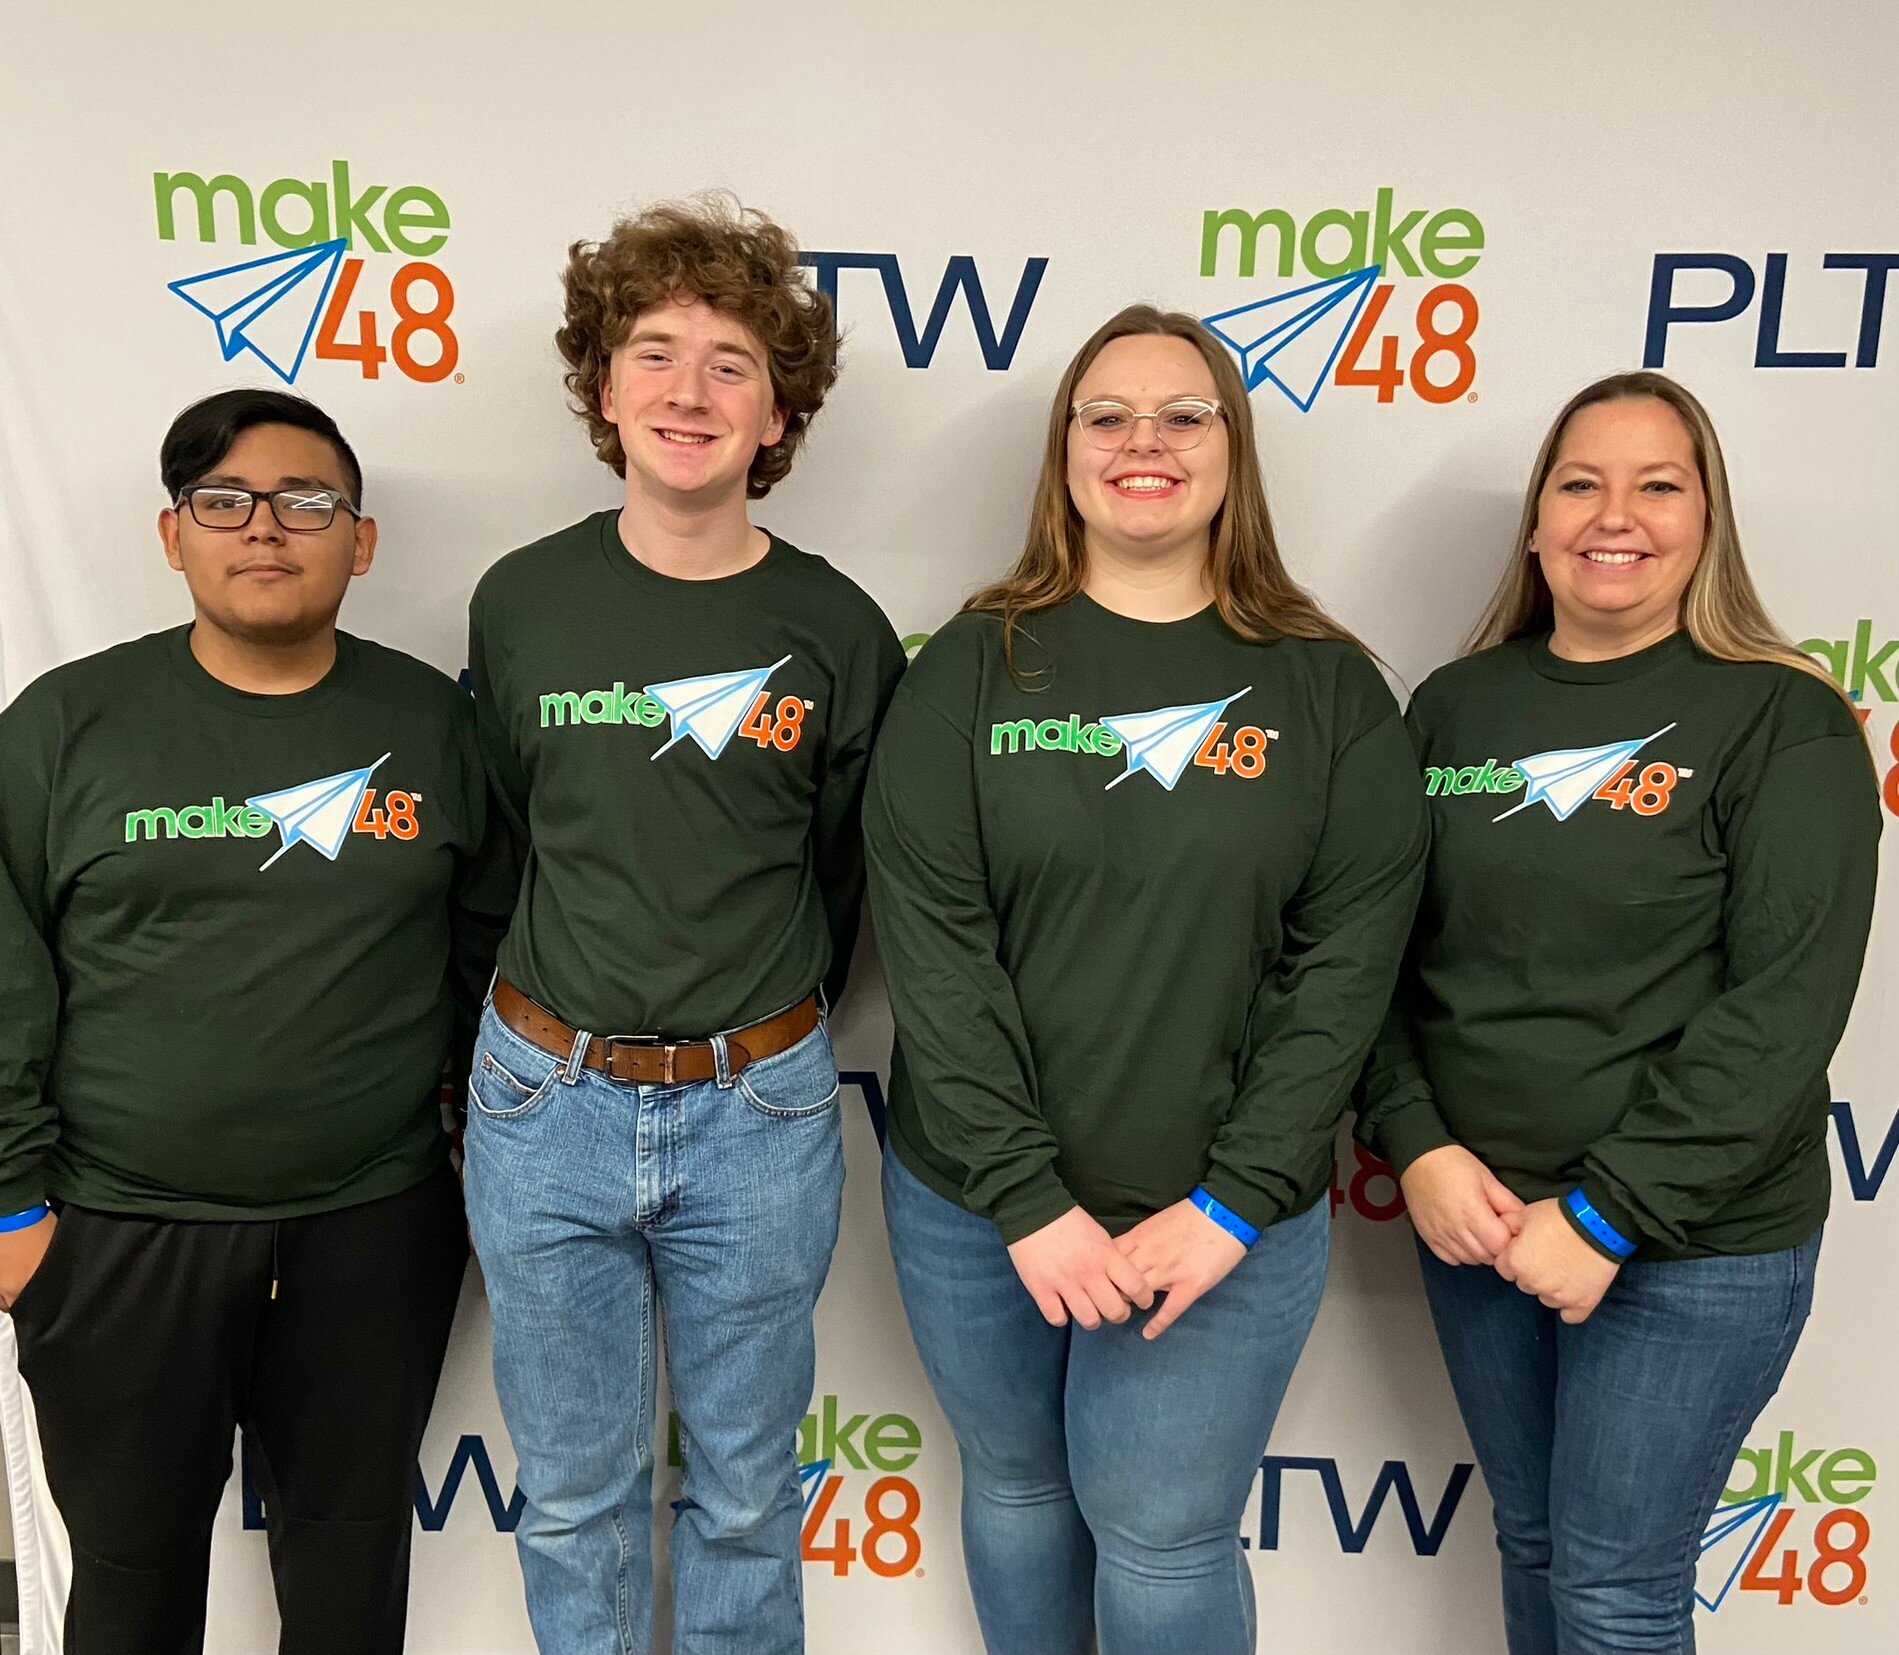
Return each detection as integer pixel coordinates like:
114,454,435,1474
1070,398,1224,451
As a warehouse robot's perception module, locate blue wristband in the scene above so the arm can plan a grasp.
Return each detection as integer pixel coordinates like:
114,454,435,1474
1564,1188,1637,1259
0,1203,50,1233
1189,1187,1261,1248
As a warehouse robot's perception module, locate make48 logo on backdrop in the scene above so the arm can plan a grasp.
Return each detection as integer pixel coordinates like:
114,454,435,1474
669,1394,926,1581
154,159,459,386
1698,1430,1879,1614
1195,189,1485,412
1802,619,1899,820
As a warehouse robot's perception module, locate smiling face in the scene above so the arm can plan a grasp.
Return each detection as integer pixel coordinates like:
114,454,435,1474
1532,395,1707,645
601,296,788,508
1066,333,1230,565
159,422,374,646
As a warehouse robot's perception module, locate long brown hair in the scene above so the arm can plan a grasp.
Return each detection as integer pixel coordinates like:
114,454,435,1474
966,305,1362,674
1465,370,1846,700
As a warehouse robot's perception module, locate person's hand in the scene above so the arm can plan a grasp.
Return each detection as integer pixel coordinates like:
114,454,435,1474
0,1212,57,1313
1114,1199,1248,1340
1008,1207,1155,1329
1399,1144,1525,1266
1494,1198,1621,1324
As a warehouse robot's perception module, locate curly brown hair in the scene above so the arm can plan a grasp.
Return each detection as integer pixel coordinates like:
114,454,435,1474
556,193,837,498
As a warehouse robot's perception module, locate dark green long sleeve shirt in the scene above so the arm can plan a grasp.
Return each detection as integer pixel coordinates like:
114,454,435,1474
467,511,907,1036
1358,631,1881,1259
865,598,1427,1243
0,627,512,1219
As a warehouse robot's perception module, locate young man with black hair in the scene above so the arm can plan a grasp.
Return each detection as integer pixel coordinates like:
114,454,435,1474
0,389,511,1655
465,197,906,1652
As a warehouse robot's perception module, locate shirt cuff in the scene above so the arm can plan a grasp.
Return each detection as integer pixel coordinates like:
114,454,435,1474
1196,1167,1288,1240
985,1169,1081,1246
1372,1093,1458,1176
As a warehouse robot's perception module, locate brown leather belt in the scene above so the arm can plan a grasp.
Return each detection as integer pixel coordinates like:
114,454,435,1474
491,978,820,1086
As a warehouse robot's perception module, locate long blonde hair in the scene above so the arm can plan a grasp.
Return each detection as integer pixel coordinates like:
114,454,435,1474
966,305,1362,675
1465,370,1845,700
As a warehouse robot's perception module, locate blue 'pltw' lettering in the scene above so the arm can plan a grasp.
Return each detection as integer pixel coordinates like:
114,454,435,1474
243,1433,525,1533
799,252,1047,369
1250,1456,1473,1556
1832,1101,1899,1202
1644,252,1899,369
841,1068,888,1144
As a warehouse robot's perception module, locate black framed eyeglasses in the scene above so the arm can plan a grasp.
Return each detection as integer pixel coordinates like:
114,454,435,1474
1070,398,1225,451
174,485,361,532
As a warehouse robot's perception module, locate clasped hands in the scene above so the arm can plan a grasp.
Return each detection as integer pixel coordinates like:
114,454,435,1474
1399,1144,1619,1324
1007,1199,1248,1341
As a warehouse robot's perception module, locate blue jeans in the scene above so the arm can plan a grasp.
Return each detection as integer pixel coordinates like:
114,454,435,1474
882,1149,1328,1655
1417,1232,1819,1655
465,997,844,1655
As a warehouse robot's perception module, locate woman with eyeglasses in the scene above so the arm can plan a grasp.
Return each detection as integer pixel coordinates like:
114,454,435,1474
864,306,1426,1655
1357,371,1880,1655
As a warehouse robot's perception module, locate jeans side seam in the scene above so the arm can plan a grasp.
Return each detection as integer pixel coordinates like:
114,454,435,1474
1652,1253,1811,1641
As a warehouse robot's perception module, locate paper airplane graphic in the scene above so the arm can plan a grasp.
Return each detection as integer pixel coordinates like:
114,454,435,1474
1202,267,1382,412
1493,724,1676,823
246,753,388,870
1694,1494,1783,1612
799,1459,833,1517
1101,689,1251,792
168,238,347,384
646,656,791,761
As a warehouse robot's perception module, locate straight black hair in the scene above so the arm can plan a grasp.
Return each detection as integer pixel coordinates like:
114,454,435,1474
159,389,364,506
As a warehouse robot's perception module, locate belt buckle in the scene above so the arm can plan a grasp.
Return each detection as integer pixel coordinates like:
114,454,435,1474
602,1033,683,1084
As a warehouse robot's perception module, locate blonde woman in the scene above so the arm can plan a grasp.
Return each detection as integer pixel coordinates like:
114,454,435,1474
865,306,1426,1655
1359,371,1880,1655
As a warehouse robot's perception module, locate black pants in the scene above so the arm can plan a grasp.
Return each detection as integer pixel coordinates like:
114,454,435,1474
10,1164,468,1655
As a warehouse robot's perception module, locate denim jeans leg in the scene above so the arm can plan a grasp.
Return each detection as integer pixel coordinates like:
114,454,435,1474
464,1005,659,1655
651,1023,845,1655
1067,1198,1329,1655
881,1148,1095,1655
1546,1234,1820,1655
1415,1241,1560,1655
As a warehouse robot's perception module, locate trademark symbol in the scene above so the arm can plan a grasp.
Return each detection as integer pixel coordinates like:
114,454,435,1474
803,699,815,709
454,372,465,384
1467,391,1478,403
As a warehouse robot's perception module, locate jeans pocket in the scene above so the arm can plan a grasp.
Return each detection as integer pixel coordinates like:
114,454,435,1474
736,1024,840,1120
468,1037,561,1122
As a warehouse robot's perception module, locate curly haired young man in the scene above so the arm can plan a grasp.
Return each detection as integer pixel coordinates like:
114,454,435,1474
463,195,905,1654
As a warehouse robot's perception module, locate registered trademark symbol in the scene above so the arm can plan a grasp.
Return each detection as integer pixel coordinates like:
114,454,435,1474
1467,391,1478,403
915,1568,925,1578
455,372,465,384
1861,1594,1869,1604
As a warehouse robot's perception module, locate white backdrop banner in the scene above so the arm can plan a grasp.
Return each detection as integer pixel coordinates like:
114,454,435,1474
1,3,1895,1651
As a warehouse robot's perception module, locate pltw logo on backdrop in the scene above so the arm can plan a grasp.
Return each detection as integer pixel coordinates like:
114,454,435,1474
153,160,459,386
1644,253,1898,369
1196,190,1486,411
799,251,1048,370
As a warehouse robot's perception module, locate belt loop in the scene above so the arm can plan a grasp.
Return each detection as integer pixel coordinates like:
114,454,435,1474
562,1028,592,1085
483,968,499,1011
711,1031,735,1090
